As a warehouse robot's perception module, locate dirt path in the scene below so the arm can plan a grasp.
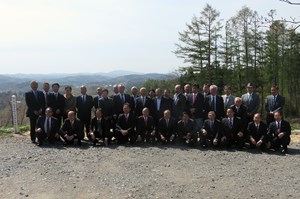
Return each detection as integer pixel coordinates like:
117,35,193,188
0,136,300,199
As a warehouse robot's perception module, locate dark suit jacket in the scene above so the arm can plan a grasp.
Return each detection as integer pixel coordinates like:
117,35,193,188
247,121,268,142
221,117,244,138
98,97,113,118
162,97,173,114
157,118,176,136
136,115,155,135
93,95,102,109
135,96,154,117
267,120,291,139
48,93,65,118
25,90,45,117
202,119,221,140
36,116,59,136
113,93,135,116
116,113,136,133
76,95,94,122
265,94,285,113
204,95,225,119
153,97,167,122
241,93,260,115
222,95,235,110
188,93,204,119
173,93,186,119
177,119,196,138
230,104,247,120
61,118,84,138
90,117,109,135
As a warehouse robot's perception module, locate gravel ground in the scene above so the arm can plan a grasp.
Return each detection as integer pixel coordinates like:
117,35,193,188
0,135,300,199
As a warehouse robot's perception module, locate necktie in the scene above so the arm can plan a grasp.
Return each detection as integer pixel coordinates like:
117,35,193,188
248,94,252,105
212,96,216,111
225,96,229,106
210,120,213,130
143,97,145,107
277,122,281,134
166,119,169,128
71,121,74,129
45,93,48,106
229,118,233,128
256,124,259,132
192,94,196,104
122,95,125,103
33,91,38,100
272,96,276,108
144,117,147,125
46,118,50,133
82,95,86,103
55,93,58,100
125,114,128,122
97,119,103,136
157,98,160,111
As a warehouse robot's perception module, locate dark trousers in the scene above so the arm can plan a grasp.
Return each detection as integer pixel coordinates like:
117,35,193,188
115,130,137,144
221,135,245,148
271,135,290,150
36,131,55,144
140,132,157,143
61,134,83,145
29,115,39,141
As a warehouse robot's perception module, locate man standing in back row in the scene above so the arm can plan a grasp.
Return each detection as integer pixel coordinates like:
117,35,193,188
25,80,45,143
241,83,260,125
265,86,285,126
76,85,94,137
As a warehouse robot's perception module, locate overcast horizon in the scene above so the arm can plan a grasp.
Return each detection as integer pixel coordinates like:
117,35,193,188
1,0,299,75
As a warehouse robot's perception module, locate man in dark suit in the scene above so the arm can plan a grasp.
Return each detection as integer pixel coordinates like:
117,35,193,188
114,103,137,144
204,85,224,120
267,111,291,154
135,87,154,117
265,86,285,125
201,111,222,148
188,84,205,131
221,108,245,148
136,108,156,143
222,85,235,111
177,112,196,146
163,89,174,115
48,83,65,128
98,89,114,129
93,87,103,109
35,107,59,146
60,111,84,146
202,84,210,98
153,88,166,125
42,82,51,113
173,85,186,121
76,85,94,137
230,97,248,128
113,84,135,118
247,113,268,149
25,80,45,143
241,83,260,125
157,110,177,143
89,108,110,146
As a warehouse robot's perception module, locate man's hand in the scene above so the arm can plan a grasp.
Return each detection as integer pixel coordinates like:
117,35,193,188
250,137,256,145
256,140,263,147
160,135,166,141
278,132,285,139
121,130,128,136
35,128,42,133
55,133,60,139
221,136,226,142
202,129,207,136
237,132,243,138
213,138,218,146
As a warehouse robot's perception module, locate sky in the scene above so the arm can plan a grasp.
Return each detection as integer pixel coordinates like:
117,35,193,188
0,0,299,74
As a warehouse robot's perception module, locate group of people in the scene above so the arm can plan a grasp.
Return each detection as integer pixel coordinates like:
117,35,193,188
25,80,291,154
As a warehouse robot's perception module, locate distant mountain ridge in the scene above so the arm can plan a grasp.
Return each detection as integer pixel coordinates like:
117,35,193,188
0,70,177,92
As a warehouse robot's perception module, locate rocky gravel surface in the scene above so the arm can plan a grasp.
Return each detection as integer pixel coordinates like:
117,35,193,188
0,136,300,199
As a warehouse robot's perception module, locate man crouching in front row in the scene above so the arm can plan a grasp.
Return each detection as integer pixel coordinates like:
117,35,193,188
60,111,84,146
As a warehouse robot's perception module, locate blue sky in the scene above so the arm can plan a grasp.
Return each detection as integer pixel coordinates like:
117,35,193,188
0,0,299,74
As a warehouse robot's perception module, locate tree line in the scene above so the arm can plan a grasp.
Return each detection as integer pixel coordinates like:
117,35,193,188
145,4,300,118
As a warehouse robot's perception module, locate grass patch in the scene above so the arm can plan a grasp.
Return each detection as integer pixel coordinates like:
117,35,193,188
291,122,300,132
0,125,30,137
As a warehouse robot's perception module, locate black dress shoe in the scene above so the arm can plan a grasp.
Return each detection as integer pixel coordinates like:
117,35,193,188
37,142,43,146
31,140,36,144
281,148,287,154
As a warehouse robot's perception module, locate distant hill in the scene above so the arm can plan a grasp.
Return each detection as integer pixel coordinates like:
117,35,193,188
0,71,177,92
